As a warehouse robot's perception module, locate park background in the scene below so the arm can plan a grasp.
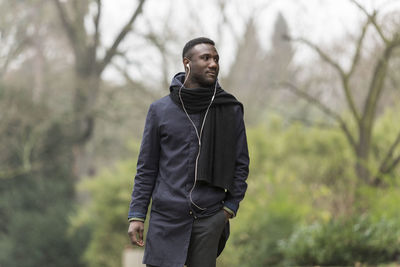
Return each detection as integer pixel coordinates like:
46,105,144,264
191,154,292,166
1,0,400,266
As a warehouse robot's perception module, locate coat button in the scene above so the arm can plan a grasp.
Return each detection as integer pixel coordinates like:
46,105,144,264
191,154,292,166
189,211,193,215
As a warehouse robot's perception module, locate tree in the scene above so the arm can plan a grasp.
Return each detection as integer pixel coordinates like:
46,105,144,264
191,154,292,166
51,0,147,178
0,1,31,78
0,91,88,267
223,18,267,124
284,0,400,185
267,12,295,85
0,2,98,265
70,142,141,267
224,13,296,125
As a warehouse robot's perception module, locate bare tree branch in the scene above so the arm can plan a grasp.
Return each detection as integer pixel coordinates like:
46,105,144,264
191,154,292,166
215,0,272,44
378,129,400,175
281,82,357,151
341,77,361,124
387,66,400,92
347,17,371,78
349,0,388,44
376,152,400,181
280,82,339,120
93,0,102,51
140,12,175,90
99,0,146,73
385,154,400,174
361,40,400,133
113,63,160,100
52,0,79,54
286,116,337,129
289,36,361,122
292,37,345,76
215,0,227,45
0,38,27,77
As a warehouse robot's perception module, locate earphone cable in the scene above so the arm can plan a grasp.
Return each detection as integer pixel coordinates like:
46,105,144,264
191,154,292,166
178,69,217,211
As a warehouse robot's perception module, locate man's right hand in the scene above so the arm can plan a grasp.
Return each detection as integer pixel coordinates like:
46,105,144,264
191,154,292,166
128,221,145,247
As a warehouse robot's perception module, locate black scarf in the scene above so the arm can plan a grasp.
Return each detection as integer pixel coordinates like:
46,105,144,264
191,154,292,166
169,74,243,192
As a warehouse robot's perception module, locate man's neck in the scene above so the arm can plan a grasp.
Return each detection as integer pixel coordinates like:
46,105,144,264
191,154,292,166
185,79,213,89
185,81,200,89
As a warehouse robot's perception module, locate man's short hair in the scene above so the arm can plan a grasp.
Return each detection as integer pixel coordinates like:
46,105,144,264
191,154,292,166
182,37,215,59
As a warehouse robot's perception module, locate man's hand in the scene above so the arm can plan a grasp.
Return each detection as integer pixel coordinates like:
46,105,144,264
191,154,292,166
128,221,145,247
223,210,232,223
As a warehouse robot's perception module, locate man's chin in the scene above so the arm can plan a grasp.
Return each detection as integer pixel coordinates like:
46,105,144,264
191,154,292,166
200,78,217,88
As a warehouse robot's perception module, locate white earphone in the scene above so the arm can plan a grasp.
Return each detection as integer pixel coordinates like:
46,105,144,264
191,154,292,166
178,62,217,211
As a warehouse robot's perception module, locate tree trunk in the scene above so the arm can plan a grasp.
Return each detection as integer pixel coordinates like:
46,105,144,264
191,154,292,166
71,68,100,178
355,123,372,184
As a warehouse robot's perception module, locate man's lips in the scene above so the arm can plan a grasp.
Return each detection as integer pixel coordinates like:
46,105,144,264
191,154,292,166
206,71,217,77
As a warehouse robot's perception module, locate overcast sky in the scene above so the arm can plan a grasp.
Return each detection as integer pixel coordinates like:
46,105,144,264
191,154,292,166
99,0,400,85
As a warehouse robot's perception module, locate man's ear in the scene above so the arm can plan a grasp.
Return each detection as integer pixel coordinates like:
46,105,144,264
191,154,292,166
183,57,190,69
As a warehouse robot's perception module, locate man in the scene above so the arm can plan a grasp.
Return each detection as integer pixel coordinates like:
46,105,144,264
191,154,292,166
128,37,249,267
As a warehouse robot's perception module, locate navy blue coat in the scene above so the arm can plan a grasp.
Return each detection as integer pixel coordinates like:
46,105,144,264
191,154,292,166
128,76,249,267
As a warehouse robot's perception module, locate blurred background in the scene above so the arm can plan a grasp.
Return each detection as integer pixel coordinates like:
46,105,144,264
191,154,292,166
1,0,400,266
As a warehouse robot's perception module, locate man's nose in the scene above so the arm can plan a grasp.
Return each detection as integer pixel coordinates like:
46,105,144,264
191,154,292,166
209,60,218,69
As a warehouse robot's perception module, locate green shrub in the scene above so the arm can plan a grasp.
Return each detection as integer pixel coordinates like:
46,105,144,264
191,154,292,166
70,142,142,267
280,215,400,265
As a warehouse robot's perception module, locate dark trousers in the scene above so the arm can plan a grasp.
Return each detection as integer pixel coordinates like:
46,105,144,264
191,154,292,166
186,209,227,267
146,210,226,267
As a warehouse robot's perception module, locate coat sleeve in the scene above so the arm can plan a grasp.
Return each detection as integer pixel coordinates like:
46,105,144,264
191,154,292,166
224,107,249,217
128,103,160,221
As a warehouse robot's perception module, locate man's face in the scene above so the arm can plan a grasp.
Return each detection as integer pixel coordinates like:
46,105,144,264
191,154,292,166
186,43,219,88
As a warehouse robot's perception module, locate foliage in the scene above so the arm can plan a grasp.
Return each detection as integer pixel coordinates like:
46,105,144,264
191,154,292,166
0,97,87,267
218,171,312,267
218,115,355,266
280,215,400,265
219,111,400,266
70,142,142,267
